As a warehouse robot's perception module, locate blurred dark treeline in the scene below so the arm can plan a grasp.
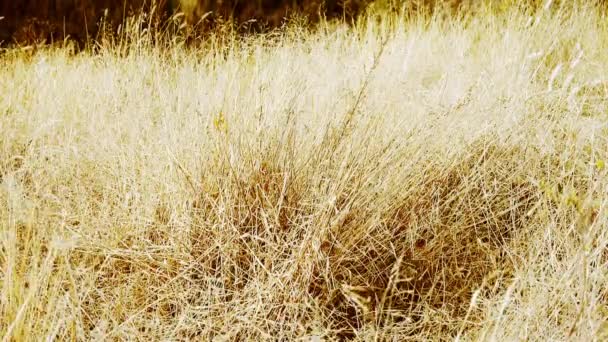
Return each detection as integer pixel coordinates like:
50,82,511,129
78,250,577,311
1,0,167,45
0,0,573,46
0,0,462,46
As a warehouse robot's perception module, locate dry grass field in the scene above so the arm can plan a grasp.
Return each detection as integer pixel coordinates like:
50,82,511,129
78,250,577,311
1,1,608,340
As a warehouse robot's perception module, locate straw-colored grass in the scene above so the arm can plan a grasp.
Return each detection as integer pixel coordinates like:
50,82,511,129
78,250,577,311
1,2,607,340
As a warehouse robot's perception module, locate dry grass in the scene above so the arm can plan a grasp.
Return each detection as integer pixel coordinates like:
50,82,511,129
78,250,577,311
1,2,608,340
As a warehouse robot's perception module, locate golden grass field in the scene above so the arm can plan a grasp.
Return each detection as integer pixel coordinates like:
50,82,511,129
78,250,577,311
1,2,608,340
